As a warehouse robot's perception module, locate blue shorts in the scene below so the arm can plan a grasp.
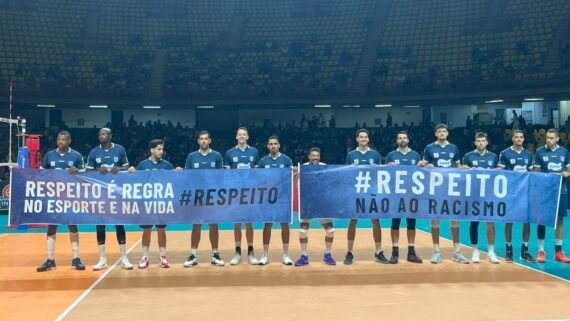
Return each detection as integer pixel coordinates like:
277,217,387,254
140,225,167,229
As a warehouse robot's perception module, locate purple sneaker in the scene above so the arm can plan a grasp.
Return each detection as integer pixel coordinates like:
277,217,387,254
294,255,309,266
323,252,336,265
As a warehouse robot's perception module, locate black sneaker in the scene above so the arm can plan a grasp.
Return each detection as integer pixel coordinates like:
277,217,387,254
389,247,399,264
407,247,423,264
71,257,85,270
343,251,354,265
211,252,225,266
37,259,56,272
375,250,390,264
505,245,514,263
520,251,536,263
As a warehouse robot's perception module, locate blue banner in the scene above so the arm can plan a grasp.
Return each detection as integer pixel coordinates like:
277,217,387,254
299,165,561,227
9,168,292,225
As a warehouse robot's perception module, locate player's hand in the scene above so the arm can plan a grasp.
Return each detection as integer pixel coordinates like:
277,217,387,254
175,167,183,172
98,167,109,174
110,166,120,174
462,165,471,170
562,171,570,178
426,163,434,168
388,162,397,166
417,160,427,167
127,166,136,173
68,166,79,174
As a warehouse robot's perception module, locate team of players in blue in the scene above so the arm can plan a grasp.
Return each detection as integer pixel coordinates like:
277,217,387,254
36,124,570,272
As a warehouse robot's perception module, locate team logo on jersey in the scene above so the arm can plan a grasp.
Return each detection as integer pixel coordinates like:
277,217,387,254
249,156,254,162
96,157,101,163
450,153,455,158
279,165,284,168
411,160,416,165
437,159,452,168
194,162,199,168
524,159,528,164
211,162,216,167
265,165,271,168
543,156,549,162
2,184,9,197
510,159,515,164
562,157,566,162
232,157,238,162
353,159,359,165
369,159,374,164
488,161,493,166
433,153,439,158
113,157,119,163
513,165,527,172
472,160,478,166
548,163,563,172
68,161,74,166
394,160,400,164
50,161,56,167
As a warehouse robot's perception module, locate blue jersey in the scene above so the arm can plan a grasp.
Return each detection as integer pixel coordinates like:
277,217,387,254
385,149,420,166
534,145,569,174
86,143,129,170
185,150,223,169
136,158,174,171
259,153,293,168
346,148,382,165
41,148,85,171
462,150,498,169
498,147,533,172
224,145,259,169
423,142,460,168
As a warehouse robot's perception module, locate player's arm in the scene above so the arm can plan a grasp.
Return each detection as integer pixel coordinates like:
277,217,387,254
418,147,432,167
461,155,470,170
110,148,129,174
496,151,506,170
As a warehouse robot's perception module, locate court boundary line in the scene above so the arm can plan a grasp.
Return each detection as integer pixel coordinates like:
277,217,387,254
416,229,570,284
55,238,142,321
0,233,8,238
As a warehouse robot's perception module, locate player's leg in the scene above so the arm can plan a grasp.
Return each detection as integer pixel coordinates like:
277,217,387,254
430,219,441,264
451,220,468,264
344,219,358,265
259,222,272,265
245,223,258,265
209,224,224,266
372,219,388,264
520,223,535,262
156,225,169,268
115,225,133,269
280,222,292,265
139,225,152,269
230,223,243,265
37,225,58,272
93,225,108,271
470,221,480,263
504,222,513,262
184,224,201,267
405,218,422,263
486,222,499,263
295,220,311,266
322,220,336,265
68,225,84,269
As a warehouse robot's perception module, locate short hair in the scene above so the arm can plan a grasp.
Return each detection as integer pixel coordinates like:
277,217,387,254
268,135,279,143
396,130,409,139
198,130,210,138
356,128,369,137
474,132,488,140
308,147,321,155
58,130,71,139
100,127,112,134
547,128,559,136
148,139,164,150
511,129,524,137
237,127,248,134
434,123,448,132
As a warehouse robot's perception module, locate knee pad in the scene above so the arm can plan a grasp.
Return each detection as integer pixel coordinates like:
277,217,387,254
299,228,308,239
325,227,335,238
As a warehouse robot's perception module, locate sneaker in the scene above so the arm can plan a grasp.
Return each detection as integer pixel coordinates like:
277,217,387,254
37,259,56,272
430,251,441,264
537,250,546,263
520,251,536,263
487,252,500,264
121,256,133,270
282,254,293,266
343,251,354,265
389,247,399,264
211,252,225,266
375,250,390,264
258,254,269,265
93,258,107,271
159,256,170,268
138,256,149,269
183,254,198,267
295,254,310,266
554,251,570,263
248,251,259,265
471,250,480,263
71,258,85,270
229,252,241,265
407,248,423,264
505,245,513,263
323,252,336,266
452,251,470,264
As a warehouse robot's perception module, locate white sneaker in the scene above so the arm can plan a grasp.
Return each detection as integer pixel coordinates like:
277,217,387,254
121,256,133,270
248,252,259,265
258,254,269,265
183,254,198,267
282,253,293,266
229,252,242,265
472,250,480,263
93,257,107,271
487,251,500,264
138,256,149,269
211,252,225,266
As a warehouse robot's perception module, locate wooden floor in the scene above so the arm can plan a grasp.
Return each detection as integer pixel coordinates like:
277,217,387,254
0,229,569,321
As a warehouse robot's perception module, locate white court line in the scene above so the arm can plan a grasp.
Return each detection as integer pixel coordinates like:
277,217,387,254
416,229,570,284
0,234,9,238
55,238,142,321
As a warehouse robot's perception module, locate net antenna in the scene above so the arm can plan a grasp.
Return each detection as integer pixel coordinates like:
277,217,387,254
0,82,24,167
